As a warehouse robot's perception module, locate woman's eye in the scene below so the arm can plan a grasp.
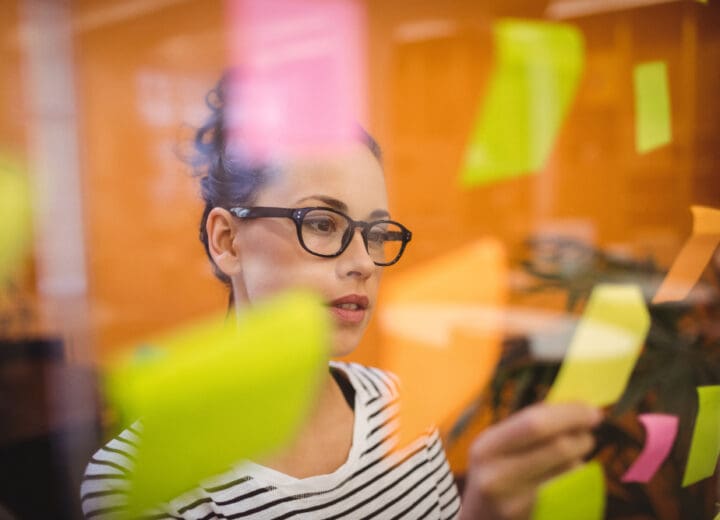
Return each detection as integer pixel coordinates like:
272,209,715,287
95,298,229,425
367,230,386,244
304,217,337,234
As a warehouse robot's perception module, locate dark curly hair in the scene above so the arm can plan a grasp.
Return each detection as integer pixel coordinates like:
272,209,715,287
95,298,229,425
189,73,383,305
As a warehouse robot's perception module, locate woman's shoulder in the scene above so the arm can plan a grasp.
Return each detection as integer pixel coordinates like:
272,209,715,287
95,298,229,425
80,423,141,517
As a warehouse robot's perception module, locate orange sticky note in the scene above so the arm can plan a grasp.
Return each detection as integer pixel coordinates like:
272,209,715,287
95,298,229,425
653,206,720,304
379,240,507,444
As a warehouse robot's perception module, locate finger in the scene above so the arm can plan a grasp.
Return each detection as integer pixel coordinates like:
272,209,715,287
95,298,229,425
484,431,596,490
472,403,602,457
537,454,586,484
462,475,538,520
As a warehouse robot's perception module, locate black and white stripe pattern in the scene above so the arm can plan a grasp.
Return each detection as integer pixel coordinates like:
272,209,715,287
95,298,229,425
81,362,461,519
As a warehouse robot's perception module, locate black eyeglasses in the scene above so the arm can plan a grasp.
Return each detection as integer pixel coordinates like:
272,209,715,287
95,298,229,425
229,206,412,266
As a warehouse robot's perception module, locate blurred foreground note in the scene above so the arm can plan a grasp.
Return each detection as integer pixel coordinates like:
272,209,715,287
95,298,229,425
546,284,650,407
653,206,720,304
634,61,672,153
532,461,605,520
460,20,584,187
0,153,31,283
379,240,506,444
682,385,720,487
621,414,678,483
226,0,366,160
108,291,329,515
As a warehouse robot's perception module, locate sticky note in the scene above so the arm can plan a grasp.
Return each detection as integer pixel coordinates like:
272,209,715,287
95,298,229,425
531,461,605,520
379,240,506,443
634,61,672,153
682,385,720,487
622,414,678,483
546,284,650,407
460,20,584,187
0,153,31,283
653,206,720,304
108,291,330,514
226,0,366,161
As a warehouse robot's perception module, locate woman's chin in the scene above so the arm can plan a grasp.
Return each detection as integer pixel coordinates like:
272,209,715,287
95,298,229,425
329,329,363,359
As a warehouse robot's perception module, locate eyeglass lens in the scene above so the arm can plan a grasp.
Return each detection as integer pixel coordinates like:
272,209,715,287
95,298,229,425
300,208,404,264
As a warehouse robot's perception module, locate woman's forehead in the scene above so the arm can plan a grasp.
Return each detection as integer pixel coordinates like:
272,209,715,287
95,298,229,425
260,144,388,212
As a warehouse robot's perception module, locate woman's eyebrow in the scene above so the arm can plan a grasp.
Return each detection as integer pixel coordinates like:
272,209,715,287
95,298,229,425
297,195,348,212
370,209,391,219
296,195,390,220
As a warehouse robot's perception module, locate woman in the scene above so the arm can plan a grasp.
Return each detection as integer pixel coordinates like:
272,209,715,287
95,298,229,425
81,78,601,519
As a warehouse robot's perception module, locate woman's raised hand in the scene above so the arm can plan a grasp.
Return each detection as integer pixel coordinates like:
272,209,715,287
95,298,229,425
459,402,602,520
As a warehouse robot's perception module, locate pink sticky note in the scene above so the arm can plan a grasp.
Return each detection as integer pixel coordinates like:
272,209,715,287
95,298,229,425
622,414,678,483
226,0,366,160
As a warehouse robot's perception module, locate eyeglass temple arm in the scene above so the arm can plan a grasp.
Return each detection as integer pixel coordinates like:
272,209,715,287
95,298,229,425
229,207,297,219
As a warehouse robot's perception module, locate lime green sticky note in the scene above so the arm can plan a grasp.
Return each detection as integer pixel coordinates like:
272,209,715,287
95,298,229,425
682,385,720,487
460,20,584,187
634,61,672,153
0,153,32,283
108,290,330,515
532,461,605,520
546,284,650,407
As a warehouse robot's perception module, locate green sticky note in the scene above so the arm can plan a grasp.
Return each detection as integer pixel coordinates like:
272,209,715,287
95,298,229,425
0,153,31,283
532,461,605,520
546,284,650,407
682,385,720,487
634,61,672,153
460,20,584,187
108,290,330,515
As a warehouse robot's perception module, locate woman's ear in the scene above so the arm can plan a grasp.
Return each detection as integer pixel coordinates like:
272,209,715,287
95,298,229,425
207,207,243,278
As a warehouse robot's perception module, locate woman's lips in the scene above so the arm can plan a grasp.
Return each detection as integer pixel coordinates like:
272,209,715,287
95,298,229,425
328,295,369,325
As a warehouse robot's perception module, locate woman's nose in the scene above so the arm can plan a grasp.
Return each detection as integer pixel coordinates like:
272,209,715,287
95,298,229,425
340,227,375,278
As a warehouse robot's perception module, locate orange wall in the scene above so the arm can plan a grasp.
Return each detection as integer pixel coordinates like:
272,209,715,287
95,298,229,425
74,1,229,360
70,0,720,363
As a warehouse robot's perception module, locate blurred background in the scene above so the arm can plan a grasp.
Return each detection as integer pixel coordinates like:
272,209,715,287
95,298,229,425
2,0,720,518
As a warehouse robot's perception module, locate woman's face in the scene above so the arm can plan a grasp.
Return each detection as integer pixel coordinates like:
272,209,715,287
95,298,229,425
231,143,388,357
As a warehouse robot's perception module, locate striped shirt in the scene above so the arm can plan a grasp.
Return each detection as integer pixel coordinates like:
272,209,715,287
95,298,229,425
81,362,461,519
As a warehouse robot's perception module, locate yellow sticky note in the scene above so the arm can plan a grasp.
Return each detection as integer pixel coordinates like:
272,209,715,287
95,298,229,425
0,153,31,283
379,240,507,444
634,61,672,153
546,284,650,407
682,385,720,487
532,461,605,520
653,206,720,304
460,20,584,187
108,290,330,515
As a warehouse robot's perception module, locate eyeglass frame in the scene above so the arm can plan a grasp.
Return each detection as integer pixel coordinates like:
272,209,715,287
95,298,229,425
228,206,413,266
